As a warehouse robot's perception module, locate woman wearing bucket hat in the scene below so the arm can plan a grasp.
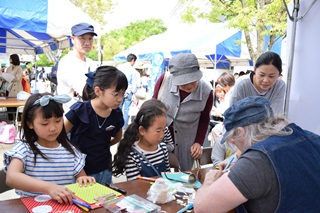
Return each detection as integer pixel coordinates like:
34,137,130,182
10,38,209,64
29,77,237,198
230,51,286,114
153,53,213,171
194,96,320,213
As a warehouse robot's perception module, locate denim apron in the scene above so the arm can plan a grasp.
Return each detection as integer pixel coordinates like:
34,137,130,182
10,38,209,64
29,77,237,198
236,123,320,213
132,147,167,177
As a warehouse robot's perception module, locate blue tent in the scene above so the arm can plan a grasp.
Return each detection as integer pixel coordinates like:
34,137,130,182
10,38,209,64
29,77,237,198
0,0,100,56
114,23,284,68
114,23,252,68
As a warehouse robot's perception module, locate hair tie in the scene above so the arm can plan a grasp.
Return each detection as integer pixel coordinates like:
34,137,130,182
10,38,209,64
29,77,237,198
85,71,96,88
33,94,71,106
135,115,144,125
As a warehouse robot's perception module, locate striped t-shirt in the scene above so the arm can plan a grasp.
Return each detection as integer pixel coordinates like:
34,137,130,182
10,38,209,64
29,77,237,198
163,126,174,152
125,142,170,181
4,141,86,197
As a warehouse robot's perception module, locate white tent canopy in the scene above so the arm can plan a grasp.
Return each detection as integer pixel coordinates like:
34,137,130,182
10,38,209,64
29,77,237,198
114,23,251,68
0,0,101,56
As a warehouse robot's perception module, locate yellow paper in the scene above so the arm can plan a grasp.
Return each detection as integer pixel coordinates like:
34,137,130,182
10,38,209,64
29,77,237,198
66,183,121,204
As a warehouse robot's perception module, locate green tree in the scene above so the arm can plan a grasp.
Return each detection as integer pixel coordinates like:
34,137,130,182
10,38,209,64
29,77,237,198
179,0,289,62
35,54,54,67
70,0,113,25
102,18,167,60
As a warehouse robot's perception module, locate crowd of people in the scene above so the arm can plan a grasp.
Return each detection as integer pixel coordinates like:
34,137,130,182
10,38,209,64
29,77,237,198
2,22,320,212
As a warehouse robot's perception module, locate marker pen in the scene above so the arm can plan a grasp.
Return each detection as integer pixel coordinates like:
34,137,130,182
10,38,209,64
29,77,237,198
72,198,91,210
106,184,127,195
74,203,89,212
224,156,235,171
136,175,157,182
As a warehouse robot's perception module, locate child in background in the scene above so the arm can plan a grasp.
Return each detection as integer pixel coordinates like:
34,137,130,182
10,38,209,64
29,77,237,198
64,66,128,185
4,93,95,204
112,99,170,181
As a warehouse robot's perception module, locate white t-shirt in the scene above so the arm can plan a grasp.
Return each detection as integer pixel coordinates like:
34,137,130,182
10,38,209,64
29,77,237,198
141,76,149,86
57,51,95,113
117,62,137,94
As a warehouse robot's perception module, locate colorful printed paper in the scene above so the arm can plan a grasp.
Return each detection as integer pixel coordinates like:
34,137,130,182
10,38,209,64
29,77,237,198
21,195,81,213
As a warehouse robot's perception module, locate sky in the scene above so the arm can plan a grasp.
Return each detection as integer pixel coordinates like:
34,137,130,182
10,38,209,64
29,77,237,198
104,0,180,32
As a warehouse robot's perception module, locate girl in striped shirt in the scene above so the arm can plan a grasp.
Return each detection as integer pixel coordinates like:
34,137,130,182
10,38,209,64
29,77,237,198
112,99,170,181
4,93,95,204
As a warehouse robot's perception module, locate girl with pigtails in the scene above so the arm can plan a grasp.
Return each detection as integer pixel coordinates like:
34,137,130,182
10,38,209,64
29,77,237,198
112,99,170,181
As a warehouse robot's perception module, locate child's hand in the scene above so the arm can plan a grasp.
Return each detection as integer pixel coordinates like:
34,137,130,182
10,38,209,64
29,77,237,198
47,183,74,204
76,176,96,187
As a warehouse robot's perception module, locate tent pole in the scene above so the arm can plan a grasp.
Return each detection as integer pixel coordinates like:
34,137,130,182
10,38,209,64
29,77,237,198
214,48,217,70
284,0,300,117
33,50,38,93
97,38,101,66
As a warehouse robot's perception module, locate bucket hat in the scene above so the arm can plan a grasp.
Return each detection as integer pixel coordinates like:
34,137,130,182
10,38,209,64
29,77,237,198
221,96,273,144
169,53,202,86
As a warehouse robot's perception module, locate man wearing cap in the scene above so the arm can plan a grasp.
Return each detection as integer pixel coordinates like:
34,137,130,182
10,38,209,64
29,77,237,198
153,53,213,171
194,96,320,213
57,22,97,113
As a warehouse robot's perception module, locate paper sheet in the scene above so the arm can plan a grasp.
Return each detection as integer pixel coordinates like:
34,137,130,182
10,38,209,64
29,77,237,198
66,183,121,204
21,195,81,213
1,73,14,83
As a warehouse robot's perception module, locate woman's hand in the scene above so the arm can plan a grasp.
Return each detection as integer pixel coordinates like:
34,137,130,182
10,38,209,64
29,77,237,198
46,183,74,204
76,176,96,187
190,143,203,159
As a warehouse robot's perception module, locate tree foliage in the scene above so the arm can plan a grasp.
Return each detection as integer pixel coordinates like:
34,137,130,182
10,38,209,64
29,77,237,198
102,18,167,60
70,0,113,25
179,0,289,62
35,54,54,67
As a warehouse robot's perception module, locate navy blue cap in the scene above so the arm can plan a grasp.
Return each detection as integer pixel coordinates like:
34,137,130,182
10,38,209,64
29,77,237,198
221,96,273,144
85,71,96,88
71,22,97,36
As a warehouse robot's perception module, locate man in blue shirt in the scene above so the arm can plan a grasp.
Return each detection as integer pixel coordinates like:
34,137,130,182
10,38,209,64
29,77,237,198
117,53,137,130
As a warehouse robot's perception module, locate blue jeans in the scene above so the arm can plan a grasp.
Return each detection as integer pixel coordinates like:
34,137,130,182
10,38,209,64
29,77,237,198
88,169,112,185
119,92,132,130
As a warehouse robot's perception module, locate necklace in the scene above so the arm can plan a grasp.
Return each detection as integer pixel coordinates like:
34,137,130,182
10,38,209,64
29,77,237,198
95,113,108,129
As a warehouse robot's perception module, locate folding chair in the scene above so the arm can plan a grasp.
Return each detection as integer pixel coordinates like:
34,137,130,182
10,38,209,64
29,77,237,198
14,106,24,135
199,147,213,166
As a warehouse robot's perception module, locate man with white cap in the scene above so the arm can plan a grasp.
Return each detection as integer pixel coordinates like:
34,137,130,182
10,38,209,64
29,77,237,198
194,96,320,213
57,22,97,113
